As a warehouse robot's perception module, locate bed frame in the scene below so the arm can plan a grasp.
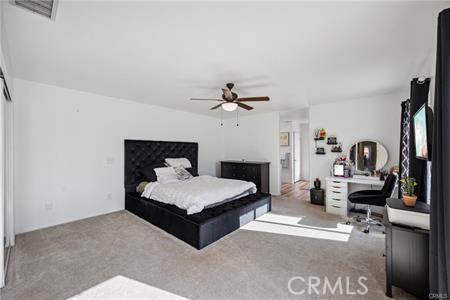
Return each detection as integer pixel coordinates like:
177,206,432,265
124,140,271,249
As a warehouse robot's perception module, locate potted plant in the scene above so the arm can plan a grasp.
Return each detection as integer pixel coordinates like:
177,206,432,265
400,177,418,207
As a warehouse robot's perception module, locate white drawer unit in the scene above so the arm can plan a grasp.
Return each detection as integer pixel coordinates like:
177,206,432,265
325,176,385,217
326,178,349,216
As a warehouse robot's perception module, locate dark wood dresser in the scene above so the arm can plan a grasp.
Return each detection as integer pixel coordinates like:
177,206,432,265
220,160,270,193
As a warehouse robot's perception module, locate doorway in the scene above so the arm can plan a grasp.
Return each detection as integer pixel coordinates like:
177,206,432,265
293,131,301,182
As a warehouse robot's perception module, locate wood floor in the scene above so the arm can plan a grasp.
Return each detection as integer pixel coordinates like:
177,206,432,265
280,180,310,199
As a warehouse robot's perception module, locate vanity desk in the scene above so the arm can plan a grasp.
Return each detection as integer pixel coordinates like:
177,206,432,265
325,176,385,216
325,140,390,216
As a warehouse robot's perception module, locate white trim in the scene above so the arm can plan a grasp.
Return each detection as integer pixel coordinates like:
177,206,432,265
5,100,14,247
0,78,5,288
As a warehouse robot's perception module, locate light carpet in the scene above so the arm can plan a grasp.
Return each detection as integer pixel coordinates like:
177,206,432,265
1,190,415,299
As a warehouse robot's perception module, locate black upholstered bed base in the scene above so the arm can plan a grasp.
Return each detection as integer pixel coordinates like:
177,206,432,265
125,192,272,249
124,140,272,249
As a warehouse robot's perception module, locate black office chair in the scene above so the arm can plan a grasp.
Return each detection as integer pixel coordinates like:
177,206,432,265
346,173,398,233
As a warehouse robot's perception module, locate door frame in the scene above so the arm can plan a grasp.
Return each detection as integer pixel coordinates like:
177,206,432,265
0,67,14,288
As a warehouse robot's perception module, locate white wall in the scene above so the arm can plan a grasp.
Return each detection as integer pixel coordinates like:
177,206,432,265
223,112,281,195
299,123,310,182
309,93,403,184
280,121,293,184
14,79,225,233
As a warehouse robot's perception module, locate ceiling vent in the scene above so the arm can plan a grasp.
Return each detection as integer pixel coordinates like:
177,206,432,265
10,0,58,20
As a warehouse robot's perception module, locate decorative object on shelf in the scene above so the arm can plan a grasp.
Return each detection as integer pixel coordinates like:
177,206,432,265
327,136,337,145
314,178,321,189
332,155,353,177
314,128,326,140
400,177,418,207
315,147,326,155
280,132,290,146
331,142,343,153
314,129,327,155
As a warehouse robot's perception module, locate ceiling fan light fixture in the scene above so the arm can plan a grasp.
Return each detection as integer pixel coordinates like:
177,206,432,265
222,102,238,112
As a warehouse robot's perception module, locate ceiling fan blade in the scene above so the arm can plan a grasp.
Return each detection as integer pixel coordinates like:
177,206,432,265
237,102,254,110
210,103,223,110
190,98,223,101
237,96,270,102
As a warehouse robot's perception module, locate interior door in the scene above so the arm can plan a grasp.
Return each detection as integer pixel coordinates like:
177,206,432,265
293,132,301,182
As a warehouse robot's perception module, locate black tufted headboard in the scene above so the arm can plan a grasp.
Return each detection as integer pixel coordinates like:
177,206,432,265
124,140,198,192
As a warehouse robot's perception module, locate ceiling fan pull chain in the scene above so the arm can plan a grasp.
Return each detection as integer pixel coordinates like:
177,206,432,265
236,107,239,127
221,106,223,126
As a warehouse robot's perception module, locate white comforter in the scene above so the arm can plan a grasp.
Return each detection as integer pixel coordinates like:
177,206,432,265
141,175,257,214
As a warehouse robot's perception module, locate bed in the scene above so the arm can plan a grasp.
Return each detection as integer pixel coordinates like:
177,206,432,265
124,140,272,249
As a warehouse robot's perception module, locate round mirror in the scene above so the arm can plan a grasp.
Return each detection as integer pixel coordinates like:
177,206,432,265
348,141,388,172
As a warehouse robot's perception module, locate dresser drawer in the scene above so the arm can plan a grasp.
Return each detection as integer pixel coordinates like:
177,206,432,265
327,180,347,188
326,203,347,216
327,189,347,200
327,197,345,207
327,184,348,193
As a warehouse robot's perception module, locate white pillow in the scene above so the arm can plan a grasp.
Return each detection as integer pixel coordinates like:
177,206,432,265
174,166,194,181
165,158,192,169
154,167,179,184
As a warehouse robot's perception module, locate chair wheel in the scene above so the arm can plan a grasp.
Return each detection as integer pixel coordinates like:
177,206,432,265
345,221,351,225
363,229,370,233
356,219,361,223
382,231,386,234
377,223,383,227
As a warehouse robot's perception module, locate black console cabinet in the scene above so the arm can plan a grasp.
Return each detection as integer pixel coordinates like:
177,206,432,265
384,199,430,299
221,160,270,193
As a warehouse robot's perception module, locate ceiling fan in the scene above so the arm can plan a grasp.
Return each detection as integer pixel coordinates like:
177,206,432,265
190,83,270,111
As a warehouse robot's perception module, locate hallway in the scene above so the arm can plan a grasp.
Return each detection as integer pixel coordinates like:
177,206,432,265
280,181,310,200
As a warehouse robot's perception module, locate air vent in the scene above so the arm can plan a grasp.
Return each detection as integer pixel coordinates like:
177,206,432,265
11,0,57,20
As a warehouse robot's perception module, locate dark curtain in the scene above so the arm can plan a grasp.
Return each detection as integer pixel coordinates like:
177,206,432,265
409,78,430,203
0,67,12,101
430,8,450,296
398,100,411,197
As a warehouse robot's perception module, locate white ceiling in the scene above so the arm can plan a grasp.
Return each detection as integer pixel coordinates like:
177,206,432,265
3,1,449,117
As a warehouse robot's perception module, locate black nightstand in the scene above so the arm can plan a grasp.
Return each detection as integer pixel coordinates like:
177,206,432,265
310,188,325,205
